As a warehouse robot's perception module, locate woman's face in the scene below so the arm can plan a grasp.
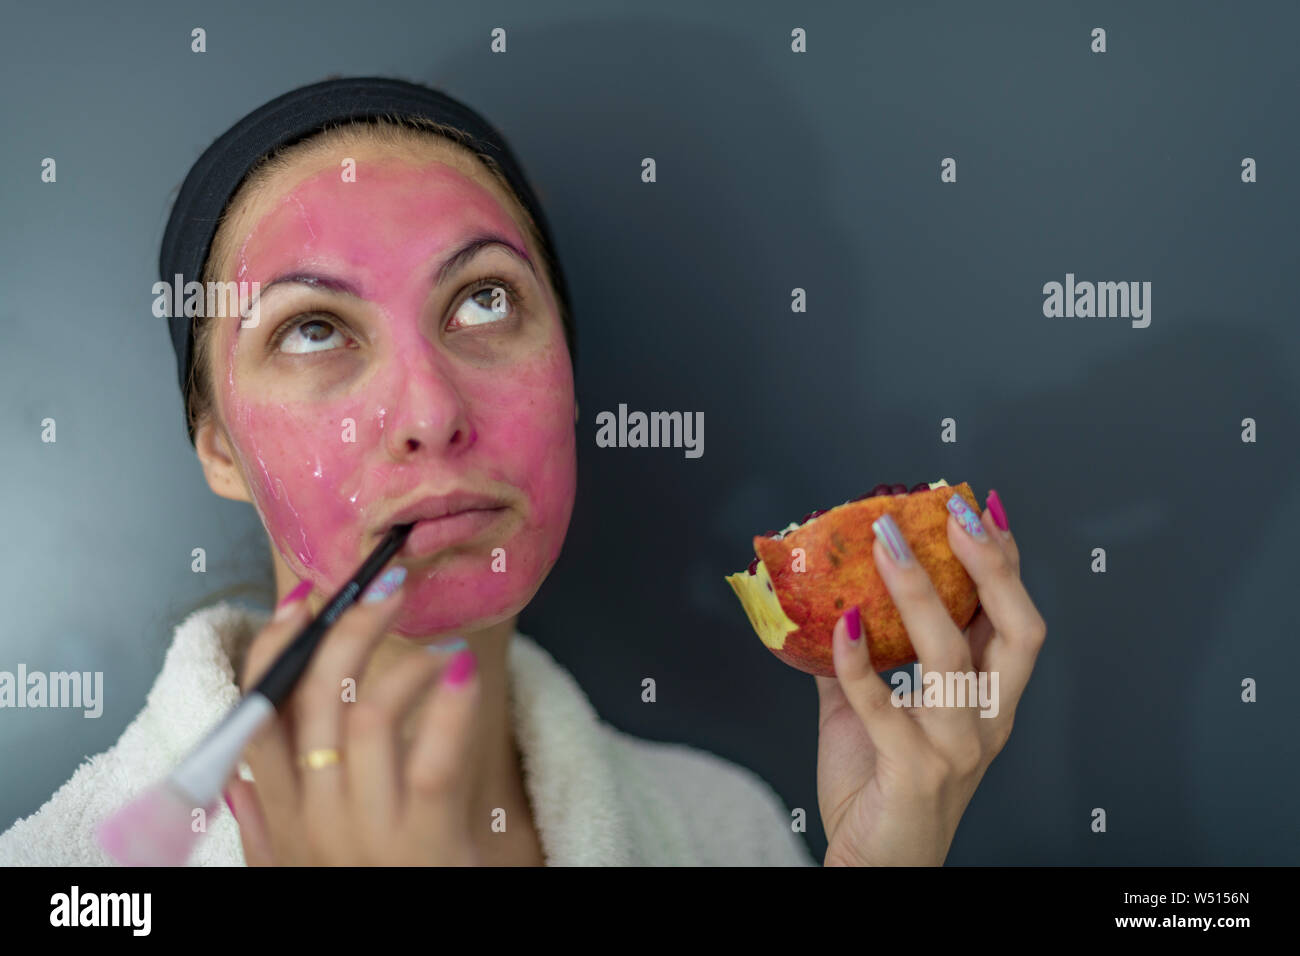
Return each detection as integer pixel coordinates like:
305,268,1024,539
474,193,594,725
210,148,576,636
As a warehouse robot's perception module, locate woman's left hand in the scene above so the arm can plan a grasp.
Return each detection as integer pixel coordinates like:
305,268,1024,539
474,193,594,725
814,494,1047,866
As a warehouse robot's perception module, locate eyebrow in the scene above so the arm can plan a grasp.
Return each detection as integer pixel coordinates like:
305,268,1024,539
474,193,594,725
246,234,535,311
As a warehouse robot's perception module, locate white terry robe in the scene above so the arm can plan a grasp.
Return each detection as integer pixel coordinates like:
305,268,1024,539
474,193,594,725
0,602,817,866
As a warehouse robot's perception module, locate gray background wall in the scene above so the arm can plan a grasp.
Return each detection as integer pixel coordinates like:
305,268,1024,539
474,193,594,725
2,0,1297,864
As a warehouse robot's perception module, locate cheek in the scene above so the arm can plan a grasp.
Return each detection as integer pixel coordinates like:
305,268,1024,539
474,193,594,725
226,394,373,588
481,387,576,555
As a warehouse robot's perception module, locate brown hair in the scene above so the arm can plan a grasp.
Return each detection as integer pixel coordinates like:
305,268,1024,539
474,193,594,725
185,114,570,441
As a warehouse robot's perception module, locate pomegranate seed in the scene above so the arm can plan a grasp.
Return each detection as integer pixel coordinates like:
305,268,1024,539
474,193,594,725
869,483,893,497
909,482,931,494
763,530,778,538
746,556,759,576
890,483,908,495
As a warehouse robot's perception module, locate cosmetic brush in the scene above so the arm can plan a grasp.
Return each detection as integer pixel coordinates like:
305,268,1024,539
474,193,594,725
96,521,415,866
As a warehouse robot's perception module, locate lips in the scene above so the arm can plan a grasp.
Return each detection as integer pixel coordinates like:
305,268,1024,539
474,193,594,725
379,491,509,533
377,491,510,558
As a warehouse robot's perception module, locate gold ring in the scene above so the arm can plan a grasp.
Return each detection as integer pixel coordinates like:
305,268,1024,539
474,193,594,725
298,747,342,770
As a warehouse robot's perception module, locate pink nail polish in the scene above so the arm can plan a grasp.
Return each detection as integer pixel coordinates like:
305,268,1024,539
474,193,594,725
278,580,312,608
273,580,312,620
987,489,1009,532
442,650,477,687
844,605,861,642
223,789,236,819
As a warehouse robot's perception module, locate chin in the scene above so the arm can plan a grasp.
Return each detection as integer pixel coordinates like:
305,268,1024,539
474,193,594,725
387,548,557,638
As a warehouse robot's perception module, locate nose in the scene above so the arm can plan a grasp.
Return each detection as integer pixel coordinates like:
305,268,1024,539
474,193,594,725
380,350,477,460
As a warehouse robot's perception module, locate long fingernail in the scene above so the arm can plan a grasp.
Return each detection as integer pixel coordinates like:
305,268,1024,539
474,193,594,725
843,605,861,642
222,789,236,820
946,495,989,540
872,513,914,567
986,489,1009,532
273,580,312,621
442,649,477,687
427,637,468,654
363,566,407,603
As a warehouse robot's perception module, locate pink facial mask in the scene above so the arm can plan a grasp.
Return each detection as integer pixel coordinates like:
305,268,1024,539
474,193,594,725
216,161,576,636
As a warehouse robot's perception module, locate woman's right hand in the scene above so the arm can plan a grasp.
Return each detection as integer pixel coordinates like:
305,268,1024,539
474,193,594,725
222,576,483,865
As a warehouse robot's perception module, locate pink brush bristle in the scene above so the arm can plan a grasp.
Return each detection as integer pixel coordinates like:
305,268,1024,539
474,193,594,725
97,783,218,866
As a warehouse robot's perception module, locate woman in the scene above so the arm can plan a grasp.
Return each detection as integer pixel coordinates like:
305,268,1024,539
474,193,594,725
0,76,1047,866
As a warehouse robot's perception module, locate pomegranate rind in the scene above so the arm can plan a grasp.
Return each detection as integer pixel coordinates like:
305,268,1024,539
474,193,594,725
725,482,981,676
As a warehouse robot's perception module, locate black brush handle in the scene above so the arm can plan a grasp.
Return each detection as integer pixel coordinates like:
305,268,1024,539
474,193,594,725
250,522,414,708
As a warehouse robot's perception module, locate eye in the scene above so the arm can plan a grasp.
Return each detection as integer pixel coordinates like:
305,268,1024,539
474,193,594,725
448,278,521,330
274,315,351,354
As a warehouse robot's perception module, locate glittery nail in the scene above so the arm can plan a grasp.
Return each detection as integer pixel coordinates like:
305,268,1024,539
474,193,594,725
946,495,988,540
426,637,468,654
362,566,407,603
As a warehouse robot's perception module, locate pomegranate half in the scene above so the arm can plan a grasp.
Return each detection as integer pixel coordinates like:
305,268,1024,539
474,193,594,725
725,479,981,676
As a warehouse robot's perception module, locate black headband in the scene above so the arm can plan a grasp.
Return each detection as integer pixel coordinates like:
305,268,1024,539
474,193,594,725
159,75,574,444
